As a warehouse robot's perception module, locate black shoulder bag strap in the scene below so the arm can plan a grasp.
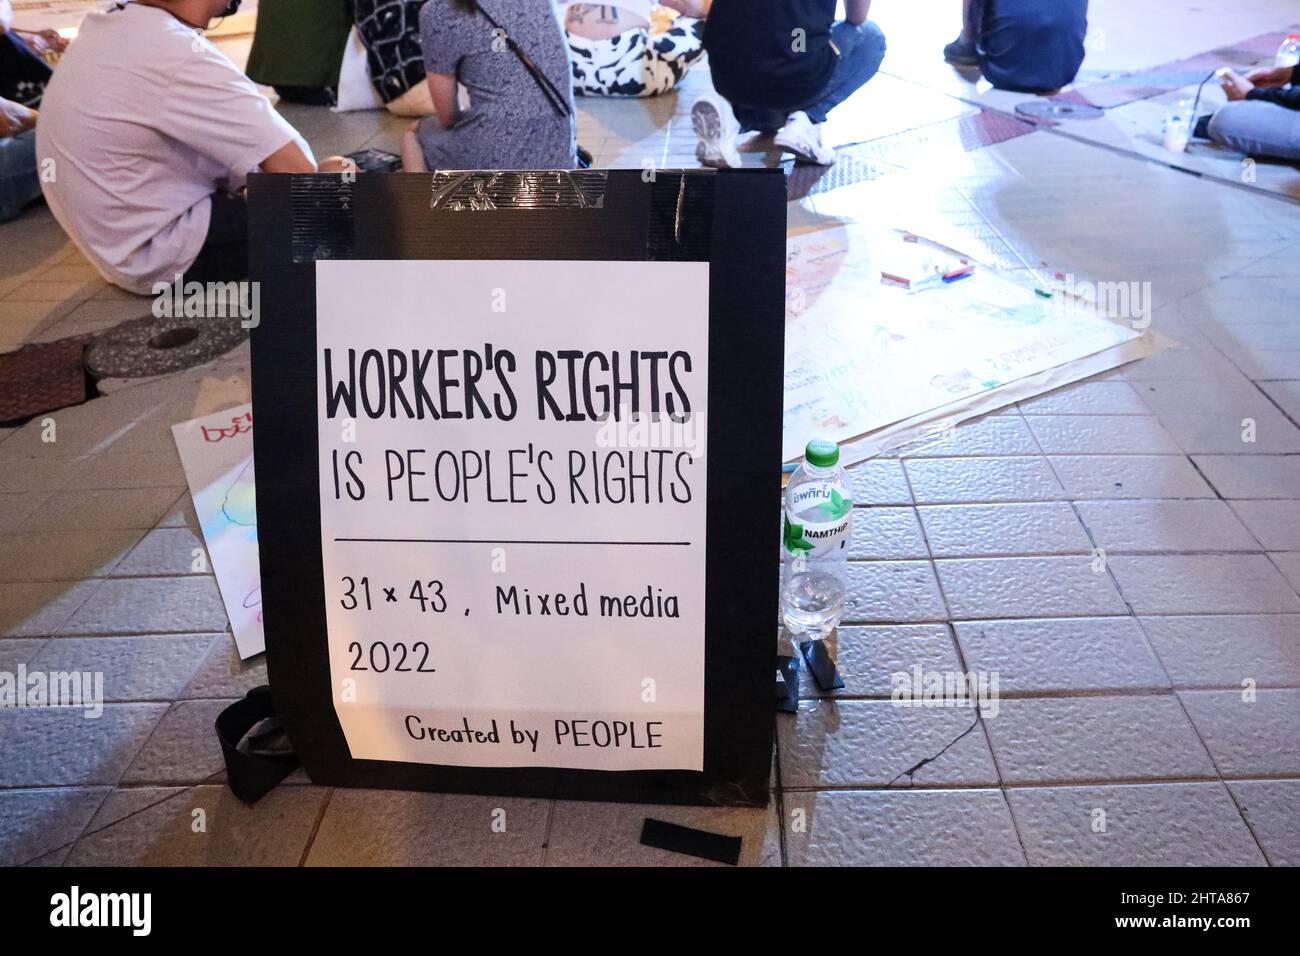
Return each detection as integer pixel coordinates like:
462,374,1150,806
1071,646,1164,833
472,2,573,120
215,685,301,804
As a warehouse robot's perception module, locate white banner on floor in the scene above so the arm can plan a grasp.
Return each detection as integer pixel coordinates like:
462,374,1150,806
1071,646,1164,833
783,225,1165,466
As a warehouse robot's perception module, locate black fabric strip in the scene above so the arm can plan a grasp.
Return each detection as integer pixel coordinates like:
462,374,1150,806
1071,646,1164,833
639,818,743,865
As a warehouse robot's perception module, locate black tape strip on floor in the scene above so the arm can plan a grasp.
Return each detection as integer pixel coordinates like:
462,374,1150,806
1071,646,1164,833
640,818,742,866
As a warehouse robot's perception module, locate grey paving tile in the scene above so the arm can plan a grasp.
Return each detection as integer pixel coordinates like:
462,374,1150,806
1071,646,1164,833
1134,379,1278,419
59,451,186,490
1141,615,1300,689
1158,411,1300,454
1193,454,1300,499
60,576,230,634
1024,416,1182,455
69,784,327,866
1008,783,1265,866
1229,500,1300,552
0,529,140,582
891,415,1040,458
918,502,1091,557
1228,780,1300,866
954,617,1168,695
1273,552,1300,594
18,487,182,534
0,704,166,786
0,637,45,669
793,624,961,699
1048,454,1213,499
935,556,1127,619
182,635,265,699
120,699,235,784
1259,380,1300,422
1020,380,1149,416
28,634,214,702
111,527,209,577
1,580,101,637
1075,499,1260,553
1109,554,1300,614
1180,689,1300,778
904,456,1066,503
306,790,548,866
783,788,1023,866
843,560,947,623
0,787,108,866
0,455,74,493
846,458,912,505
847,507,928,560
1120,346,1246,382
778,699,998,788
0,492,48,533
984,695,1216,785
545,800,779,867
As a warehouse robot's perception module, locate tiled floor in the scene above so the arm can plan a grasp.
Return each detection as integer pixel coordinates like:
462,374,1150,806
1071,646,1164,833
2,2,1299,866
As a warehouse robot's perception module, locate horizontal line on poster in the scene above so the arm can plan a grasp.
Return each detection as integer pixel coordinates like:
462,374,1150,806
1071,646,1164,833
333,538,692,546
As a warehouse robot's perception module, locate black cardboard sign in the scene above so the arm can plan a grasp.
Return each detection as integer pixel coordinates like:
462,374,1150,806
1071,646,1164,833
248,170,784,806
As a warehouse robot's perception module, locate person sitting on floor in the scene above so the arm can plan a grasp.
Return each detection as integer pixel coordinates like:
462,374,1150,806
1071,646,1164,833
401,0,576,171
0,0,67,107
692,0,885,168
564,0,709,98
35,0,348,295
1195,64,1300,163
0,93,40,223
944,0,1088,95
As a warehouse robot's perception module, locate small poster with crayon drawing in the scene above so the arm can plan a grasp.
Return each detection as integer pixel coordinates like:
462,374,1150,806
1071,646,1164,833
171,403,263,659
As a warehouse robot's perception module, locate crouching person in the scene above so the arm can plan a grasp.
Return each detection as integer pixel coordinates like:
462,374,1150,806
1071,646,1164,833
36,0,347,294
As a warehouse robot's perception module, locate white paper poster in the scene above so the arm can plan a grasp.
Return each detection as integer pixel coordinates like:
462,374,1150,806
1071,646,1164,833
171,404,264,659
315,259,710,772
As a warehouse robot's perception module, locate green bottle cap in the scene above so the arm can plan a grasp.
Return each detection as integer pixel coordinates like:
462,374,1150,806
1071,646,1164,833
805,439,839,468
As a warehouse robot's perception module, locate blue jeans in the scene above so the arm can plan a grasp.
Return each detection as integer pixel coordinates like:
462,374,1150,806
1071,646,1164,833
1208,100,1300,162
731,20,886,132
0,130,41,223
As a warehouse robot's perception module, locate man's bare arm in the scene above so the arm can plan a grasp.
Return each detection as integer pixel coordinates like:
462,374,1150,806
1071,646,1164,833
845,0,872,25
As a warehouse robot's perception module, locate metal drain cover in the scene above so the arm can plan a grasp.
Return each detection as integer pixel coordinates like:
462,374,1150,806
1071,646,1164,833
1015,100,1105,122
85,313,248,380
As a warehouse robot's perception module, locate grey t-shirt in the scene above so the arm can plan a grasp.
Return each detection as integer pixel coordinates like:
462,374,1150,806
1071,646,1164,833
419,0,577,169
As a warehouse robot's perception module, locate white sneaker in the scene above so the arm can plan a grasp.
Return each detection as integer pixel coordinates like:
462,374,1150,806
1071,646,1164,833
691,95,742,169
775,111,836,166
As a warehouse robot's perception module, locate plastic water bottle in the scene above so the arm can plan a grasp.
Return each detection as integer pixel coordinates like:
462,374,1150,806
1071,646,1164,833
1276,33,1300,68
782,439,853,639
1162,97,1194,153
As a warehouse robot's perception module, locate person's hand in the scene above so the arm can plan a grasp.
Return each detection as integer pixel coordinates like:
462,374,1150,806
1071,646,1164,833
21,28,68,56
316,155,355,174
1245,64,1294,87
1219,68,1255,101
0,98,37,138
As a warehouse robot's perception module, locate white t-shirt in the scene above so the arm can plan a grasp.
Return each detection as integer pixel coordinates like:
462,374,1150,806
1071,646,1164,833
0,2,13,33
36,2,313,293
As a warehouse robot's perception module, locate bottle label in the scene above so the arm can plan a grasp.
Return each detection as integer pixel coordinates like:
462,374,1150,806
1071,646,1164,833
783,482,853,557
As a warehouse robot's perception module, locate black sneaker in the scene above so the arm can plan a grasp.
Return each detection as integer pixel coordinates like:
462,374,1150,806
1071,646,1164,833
943,38,980,67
